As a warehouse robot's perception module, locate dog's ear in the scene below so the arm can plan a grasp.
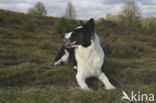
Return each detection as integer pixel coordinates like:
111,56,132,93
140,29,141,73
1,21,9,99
80,20,84,26
84,18,95,32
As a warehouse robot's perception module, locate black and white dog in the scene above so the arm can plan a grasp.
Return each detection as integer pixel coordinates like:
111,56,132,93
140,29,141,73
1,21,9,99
54,18,116,90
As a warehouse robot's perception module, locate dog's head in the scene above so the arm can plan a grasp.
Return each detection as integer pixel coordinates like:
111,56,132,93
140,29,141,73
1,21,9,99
63,18,95,48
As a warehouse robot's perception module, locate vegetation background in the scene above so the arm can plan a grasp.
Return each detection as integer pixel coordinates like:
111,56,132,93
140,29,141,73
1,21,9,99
0,1,156,103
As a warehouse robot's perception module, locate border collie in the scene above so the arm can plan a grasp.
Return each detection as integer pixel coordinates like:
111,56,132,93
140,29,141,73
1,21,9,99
54,18,116,90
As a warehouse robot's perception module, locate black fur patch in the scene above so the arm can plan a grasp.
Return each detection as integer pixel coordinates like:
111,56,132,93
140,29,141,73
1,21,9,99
64,18,95,48
54,45,77,70
54,46,65,62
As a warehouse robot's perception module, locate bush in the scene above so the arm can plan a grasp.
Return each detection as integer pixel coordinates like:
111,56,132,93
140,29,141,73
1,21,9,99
39,18,55,25
96,26,111,37
5,15,21,24
0,10,21,26
142,17,156,32
95,18,104,24
150,40,156,47
96,20,112,37
0,14,6,26
54,17,73,34
102,39,147,58
148,23,156,32
21,18,35,32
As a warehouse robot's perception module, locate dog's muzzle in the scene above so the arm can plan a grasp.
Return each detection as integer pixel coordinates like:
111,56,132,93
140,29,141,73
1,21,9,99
64,41,76,47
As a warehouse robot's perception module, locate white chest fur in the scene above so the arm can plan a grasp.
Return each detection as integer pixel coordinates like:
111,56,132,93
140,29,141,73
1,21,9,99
75,33,104,78
74,33,115,90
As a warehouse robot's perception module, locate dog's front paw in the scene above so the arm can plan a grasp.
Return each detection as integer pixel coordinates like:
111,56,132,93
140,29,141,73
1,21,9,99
106,85,116,90
54,61,60,66
82,87,92,91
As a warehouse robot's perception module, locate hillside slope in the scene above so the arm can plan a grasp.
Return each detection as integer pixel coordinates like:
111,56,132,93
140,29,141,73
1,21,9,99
0,9,156,103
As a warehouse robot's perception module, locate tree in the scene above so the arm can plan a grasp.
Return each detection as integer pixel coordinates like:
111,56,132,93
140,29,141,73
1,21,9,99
121,1,141,21
105,14,120,22
28,2,47,16
64,2,76,20
105,14,114,21
119,1,142,27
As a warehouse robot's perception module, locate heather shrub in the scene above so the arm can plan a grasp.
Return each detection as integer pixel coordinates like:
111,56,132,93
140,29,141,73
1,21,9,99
96,19,112,37
5,15,21,24
21,18,35,32
54,17,73,34
0,14,6,26
102,39,147,58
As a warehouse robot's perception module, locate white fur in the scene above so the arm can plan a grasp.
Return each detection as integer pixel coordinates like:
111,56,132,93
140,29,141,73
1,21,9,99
75,26,83,29
54,50,69,66
73,65,77,70
65,32,72,39
75,33,116,90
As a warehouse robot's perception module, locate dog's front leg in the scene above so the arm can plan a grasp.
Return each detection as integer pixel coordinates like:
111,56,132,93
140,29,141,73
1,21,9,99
54,49,69,66
76,74,91,91
98,73,116,90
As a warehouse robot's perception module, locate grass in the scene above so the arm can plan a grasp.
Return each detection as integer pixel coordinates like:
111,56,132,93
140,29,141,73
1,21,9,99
1,84,156,103
0,9,156,103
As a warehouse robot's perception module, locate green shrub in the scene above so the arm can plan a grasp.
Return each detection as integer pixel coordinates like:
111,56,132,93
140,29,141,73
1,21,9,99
102,39,147,58
0,14,6,26
150,40,156,47
5,15,21,24
96,26,111,37
95,19,114,37
148,23,156,32
54,17,73,34
21,18,35,32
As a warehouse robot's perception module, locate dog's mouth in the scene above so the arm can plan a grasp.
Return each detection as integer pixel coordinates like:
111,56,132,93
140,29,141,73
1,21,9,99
64,41,76,47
